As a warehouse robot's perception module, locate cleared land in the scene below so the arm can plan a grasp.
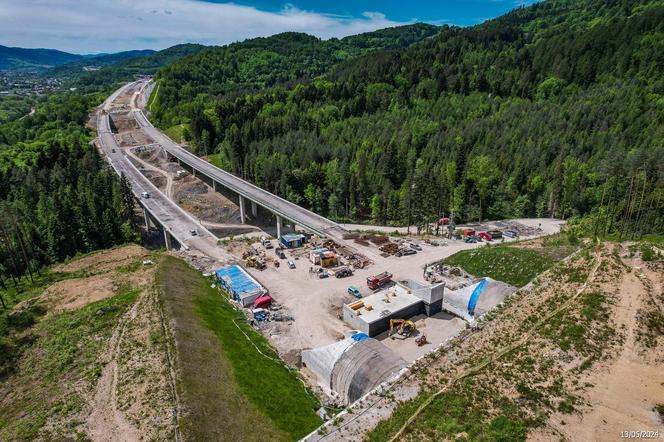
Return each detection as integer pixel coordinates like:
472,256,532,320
306,241,663,441
156,255,322,441
365,243,664,441
0,245,176,441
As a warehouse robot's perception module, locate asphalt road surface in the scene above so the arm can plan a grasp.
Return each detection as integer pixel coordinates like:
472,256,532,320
96,81,227,260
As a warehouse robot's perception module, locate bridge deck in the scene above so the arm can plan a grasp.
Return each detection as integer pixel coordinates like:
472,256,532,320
132,100,347,240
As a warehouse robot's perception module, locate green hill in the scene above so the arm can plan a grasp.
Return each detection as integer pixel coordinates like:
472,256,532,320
150,24,440,124
72,43,205,86
151,0,663,236
0,45,81,71
44,49,155,78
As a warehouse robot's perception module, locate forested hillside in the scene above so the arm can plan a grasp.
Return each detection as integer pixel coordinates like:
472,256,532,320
44,49,155,79
0,92,137,285
0,45,81,71
68,44,205,88
151,0,664,236
150,24,439,124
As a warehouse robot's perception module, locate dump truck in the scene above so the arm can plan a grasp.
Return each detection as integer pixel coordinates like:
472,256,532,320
367,271,392,290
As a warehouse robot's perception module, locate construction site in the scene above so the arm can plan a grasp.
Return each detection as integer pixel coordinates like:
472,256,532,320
102,82,568,408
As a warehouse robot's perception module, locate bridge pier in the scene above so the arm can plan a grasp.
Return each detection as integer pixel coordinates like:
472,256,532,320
164,230,172,250
212,180,216,191
276,215,282,238
251,201,257,217
143,208,151,230
239,195,246,224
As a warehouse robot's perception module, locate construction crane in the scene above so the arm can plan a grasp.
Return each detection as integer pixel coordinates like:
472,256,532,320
388,319,416,338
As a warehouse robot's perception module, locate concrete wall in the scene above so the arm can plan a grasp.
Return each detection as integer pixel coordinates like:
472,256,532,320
343,305,370,335
343,302,426,337
367,302,425,337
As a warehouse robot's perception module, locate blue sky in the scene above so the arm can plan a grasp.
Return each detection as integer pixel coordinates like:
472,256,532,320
211,0,533,26
0,0,537,53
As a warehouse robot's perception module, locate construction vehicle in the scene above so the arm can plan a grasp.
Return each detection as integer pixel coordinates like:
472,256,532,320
478,231,492,241
388,319,416,338
245,256,266,270
488,230,503,239
367,271,392,290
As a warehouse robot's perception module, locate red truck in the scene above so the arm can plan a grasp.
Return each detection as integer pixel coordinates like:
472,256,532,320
367,271,393,290
478,231,492,241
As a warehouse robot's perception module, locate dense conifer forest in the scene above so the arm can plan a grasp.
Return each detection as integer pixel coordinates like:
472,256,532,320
151,0,664,235
0,92,137,287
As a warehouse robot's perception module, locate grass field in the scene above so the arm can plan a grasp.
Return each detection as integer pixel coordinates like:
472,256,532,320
163,123,187,143
146,80,159,112
0,288,137,440
444,235,579,287
156,256,321,441
445,246,555,287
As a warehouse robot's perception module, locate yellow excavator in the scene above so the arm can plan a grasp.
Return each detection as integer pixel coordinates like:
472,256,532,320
389,319,416,338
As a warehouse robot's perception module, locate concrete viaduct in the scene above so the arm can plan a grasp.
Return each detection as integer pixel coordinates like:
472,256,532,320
98,80,347,257
131,87,348,241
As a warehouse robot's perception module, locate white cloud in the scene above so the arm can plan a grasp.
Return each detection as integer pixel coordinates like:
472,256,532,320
0,0,408,53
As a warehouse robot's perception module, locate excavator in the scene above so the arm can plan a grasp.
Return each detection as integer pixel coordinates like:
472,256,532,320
245,255,266,270
388,319,416,339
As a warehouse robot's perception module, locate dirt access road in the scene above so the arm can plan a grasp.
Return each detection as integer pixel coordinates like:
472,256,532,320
542,251,664,441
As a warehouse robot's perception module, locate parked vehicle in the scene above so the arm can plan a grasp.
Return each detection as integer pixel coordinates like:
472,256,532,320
463,235,478,243
287,260,296,269
503,230,518,238
254,295,273,309
488,230,503,239
463,229,475,237
275,247,286,259
261,237,273,249
190,229,198,236
437,217,450,225
141,191,150,198
396,248,417,257
409,243,422,251
478,232,492,241
367,271,393,290
335,267,353,278
347,286,362,298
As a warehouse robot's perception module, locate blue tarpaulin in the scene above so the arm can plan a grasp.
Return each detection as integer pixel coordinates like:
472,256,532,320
215,265,262,302
467,278,488,316
351,333,369,342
